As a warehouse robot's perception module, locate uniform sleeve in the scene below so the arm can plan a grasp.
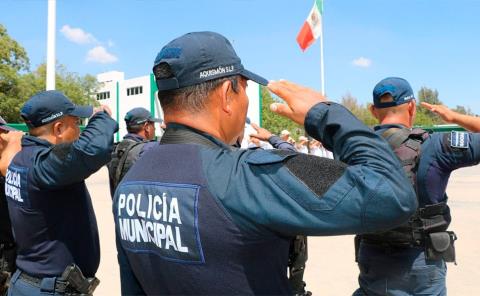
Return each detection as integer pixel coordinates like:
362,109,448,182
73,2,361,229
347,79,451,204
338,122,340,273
268,135,296,152
203,102,418,237
416,132,480,204
32,112,119,188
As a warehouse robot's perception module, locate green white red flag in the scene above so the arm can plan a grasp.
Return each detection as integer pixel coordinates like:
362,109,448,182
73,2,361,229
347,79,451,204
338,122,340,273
296,0,323,51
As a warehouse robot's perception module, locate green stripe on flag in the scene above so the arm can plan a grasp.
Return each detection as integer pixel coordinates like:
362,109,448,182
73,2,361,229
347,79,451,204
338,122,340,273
315,0,323,14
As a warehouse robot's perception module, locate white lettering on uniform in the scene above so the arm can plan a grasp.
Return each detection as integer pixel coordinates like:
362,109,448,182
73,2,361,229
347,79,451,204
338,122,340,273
5,169,23,202
117,191,189,253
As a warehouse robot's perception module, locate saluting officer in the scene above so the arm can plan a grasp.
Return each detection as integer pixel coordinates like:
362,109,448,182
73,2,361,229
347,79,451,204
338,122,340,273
5,91,118,296
0,117,22,295
112,31,417,295
354,77,480,296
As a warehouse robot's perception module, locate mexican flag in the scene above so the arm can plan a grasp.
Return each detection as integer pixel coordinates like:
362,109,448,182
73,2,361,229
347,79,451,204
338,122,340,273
296,0,323,51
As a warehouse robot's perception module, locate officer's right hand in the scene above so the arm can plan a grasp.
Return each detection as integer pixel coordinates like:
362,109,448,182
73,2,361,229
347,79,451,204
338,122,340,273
268,80,327,125
93,105,112,117
0,131,23,176
420,102,457,123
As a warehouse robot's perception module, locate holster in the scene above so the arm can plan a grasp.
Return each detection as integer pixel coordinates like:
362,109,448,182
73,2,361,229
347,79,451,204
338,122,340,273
61,264,100,296
425,231,457,263
0,243,16,295
288,236,312,296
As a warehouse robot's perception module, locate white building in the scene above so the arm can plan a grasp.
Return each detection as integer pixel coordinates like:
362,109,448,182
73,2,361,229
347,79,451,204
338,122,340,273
95,71,263,142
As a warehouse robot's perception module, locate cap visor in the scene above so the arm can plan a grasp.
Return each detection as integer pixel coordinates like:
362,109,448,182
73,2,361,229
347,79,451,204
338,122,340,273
149,118,163,123
70,106,93,118
241,69,268,86
0,125,17,132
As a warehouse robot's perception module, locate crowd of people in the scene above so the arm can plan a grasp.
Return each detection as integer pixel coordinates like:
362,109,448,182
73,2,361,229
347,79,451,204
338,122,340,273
0,30,479,296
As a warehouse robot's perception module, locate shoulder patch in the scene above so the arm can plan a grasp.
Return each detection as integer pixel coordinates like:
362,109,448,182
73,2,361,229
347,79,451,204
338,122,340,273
284,154,347,198
450,131,469,149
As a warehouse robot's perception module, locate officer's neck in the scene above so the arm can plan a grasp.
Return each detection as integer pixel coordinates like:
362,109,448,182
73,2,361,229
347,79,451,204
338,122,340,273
164,112,232,145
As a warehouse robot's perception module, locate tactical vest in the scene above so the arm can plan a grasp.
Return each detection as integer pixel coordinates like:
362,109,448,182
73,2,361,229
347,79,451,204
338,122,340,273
113,127,292,294
108,139,148,195
360,128,451,245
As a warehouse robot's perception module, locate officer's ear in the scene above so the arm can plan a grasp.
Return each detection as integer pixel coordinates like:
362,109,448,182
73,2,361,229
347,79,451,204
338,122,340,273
369,104,380,120
408,100,417,125
52,120,65,138
219,79,233,115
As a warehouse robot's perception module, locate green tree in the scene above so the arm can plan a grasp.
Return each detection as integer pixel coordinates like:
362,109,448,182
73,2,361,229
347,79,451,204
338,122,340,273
0,24,99,123
260,86,303,139
415,86,444,126
340,93,377,127
0,24,30,122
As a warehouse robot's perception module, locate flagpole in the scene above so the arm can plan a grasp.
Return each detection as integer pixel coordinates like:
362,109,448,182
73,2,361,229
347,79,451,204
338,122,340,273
319,6,325,96
46,0,56,90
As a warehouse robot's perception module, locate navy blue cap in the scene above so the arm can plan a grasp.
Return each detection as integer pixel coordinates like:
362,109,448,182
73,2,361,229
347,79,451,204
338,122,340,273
0,116,17,132
21,90,93,127
373,77,415,108
153,31,268,91
124,107,162,126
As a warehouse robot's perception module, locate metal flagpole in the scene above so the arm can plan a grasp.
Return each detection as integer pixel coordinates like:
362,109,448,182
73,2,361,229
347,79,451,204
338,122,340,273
319,7,325,96
46,0,56,90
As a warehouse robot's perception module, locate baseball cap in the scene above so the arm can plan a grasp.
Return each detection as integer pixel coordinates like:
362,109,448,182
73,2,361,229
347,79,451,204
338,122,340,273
373,77,415,109
0,116,17,132
21,90,93,127
124,107,162,126
153,31,268,91
280,130,290,136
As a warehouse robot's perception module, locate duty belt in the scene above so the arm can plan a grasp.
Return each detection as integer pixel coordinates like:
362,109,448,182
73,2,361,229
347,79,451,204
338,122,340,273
18,271,69,292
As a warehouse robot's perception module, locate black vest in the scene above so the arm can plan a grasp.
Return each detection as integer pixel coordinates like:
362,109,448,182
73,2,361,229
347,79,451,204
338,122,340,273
113,126,291,295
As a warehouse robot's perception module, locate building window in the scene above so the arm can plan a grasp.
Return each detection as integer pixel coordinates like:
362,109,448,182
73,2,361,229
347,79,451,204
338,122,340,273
127,86,143,96
96,91,110,100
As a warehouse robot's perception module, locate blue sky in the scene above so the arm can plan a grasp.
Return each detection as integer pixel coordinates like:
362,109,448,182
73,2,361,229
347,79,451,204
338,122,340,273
2,0,480,113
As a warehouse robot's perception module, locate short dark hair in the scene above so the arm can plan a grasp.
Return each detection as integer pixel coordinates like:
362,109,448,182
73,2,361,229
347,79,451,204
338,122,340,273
153,63,240,113
126,124,144,134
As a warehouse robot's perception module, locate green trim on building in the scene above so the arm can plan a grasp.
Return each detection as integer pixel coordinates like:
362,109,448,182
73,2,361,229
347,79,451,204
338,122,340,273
116,81,120,142
150,73,158,115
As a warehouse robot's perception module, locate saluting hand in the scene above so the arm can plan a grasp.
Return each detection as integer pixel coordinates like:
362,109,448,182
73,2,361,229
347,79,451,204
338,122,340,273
93,105,113,117
421,102,457,123
249,123,273,141
0,131,23,176
267,80,327,125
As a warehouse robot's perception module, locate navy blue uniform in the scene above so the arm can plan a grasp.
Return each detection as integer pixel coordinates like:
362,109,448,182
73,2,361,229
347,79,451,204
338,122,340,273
113,103,417,295
5,112,117,283
354,124,480,296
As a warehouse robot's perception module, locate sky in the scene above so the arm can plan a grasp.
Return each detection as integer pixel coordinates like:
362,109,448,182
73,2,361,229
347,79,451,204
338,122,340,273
1,0,480,113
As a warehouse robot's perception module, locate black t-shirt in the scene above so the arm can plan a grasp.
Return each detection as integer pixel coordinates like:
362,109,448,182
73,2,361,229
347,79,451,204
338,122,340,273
0,176,14,244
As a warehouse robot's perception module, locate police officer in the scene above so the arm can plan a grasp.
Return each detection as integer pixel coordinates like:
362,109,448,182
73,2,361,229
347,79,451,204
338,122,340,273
353,77,480,296
112,31,417,295
107,107,161,295
108,107,162,196
0,117,22,295
5,91,118,296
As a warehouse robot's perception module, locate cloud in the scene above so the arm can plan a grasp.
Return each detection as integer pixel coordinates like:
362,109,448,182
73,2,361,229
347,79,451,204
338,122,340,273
60,25,97,44
107,40,115,47
86,46,118,64
352,57,372,68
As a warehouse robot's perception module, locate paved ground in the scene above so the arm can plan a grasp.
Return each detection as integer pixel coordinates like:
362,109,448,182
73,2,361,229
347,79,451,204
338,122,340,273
87,165,480,295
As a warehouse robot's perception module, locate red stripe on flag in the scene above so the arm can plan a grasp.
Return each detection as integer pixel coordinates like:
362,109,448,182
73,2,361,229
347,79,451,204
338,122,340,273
296,21,314,51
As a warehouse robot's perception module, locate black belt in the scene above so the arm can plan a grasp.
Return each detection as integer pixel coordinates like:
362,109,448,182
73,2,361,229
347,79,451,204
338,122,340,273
18,271,69,292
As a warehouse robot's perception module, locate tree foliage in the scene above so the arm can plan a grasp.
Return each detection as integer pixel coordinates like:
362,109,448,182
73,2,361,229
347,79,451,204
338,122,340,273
260,86,304,139
0,25,99,122
340,93,377,127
